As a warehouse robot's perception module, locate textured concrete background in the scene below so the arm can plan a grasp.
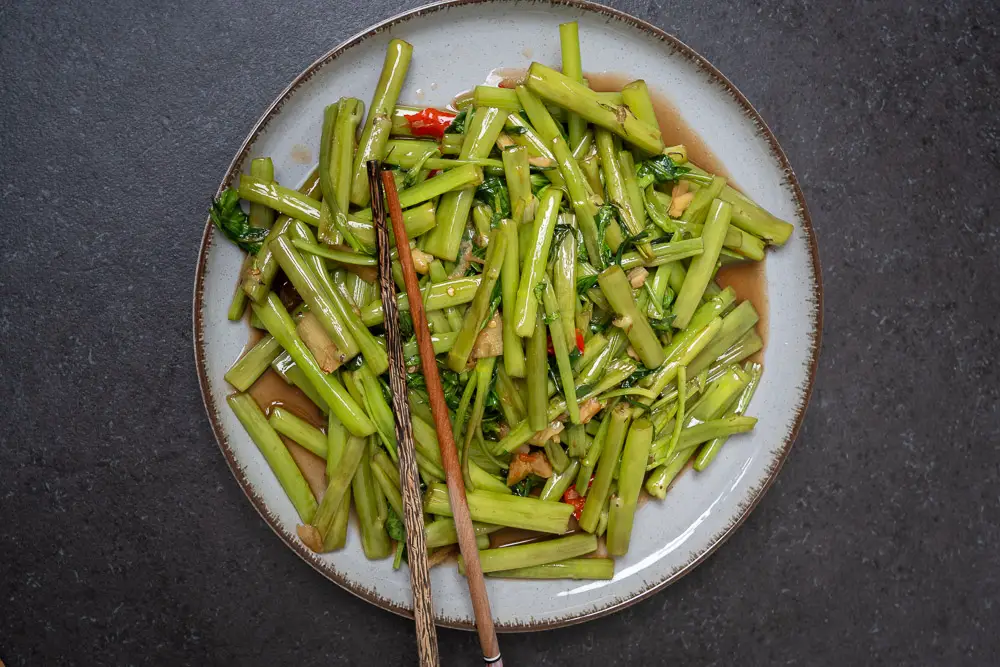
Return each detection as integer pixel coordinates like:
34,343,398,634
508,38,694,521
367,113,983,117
1,0,998,664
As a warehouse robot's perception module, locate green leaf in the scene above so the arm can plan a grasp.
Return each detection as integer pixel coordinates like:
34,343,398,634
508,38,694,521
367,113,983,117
621,364,656,388
405,368,426,390
547,223,575,263
445,109,468,134
511,475,542,497
576,274,600,295
612,229,650,268
529,173,550,197
403,147,440,188
649,314,676,332
386,507,406,542
440,366,465,411
635,154,690,185
474,174,511,227
398,310,415,339
209,188,269,254
532,280,547,304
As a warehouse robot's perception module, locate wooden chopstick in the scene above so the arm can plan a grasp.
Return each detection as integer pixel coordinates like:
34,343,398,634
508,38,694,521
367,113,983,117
367,162,440,667
379,168,504,666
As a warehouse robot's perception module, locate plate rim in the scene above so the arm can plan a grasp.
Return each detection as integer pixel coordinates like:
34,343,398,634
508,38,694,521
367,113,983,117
192,0,824,632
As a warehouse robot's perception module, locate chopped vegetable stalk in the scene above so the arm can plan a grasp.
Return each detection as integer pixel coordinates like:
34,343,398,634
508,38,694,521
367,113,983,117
299,434,366,552
422,106,508,260
447,228,507,372
499,218,526,377
576,404,613,494
539,459,581,501
579,402,631,532
686,301,759,375
516,86,604,267
242,169,321,303
513,187,563,336
486,558,614,580
525,62,664,154
672,199,732,330
268,406,327,458
461,357,499,488
595,129,646,254
695,362,762,470
352,164,483,220
360,275,483,326
553,224,577,350
270,235,358,359
228,393,317,523
558,21,587,147
349,39,413,207
460,533,597,573
225,335,281,391
251,293,375,437
425,519,501,549
542,282,581,424
606,418,653,555
423,483,574,534
597,265,666,369
503,146,534,224
323,413,351,550
620,80,661,134
525,311,549,432
352,439,393,559
227,158,276,318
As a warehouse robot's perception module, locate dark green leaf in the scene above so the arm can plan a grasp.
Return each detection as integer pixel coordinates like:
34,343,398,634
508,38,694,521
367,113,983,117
406,368,426,390
398,310,414,339
512,475,542,497
440,366,465,411
621,364,657,388
474,174,511,227
635,155,690,185
624,396,653,414
529,173,550,197
576,274,600,295
649,314,676,332
386,507,406,542
595,204,621,266
547,224,574,263
612,229,650,268
403,148,439,188
445,109,468,134
210,189,269,254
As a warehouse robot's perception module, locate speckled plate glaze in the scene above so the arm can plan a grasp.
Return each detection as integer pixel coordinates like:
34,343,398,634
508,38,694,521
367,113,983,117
193,0,822,631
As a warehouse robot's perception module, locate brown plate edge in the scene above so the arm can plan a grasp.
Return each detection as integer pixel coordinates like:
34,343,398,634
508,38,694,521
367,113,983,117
191,0,824,633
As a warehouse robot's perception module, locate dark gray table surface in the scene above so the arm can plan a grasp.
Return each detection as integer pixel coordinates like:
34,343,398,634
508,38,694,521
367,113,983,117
2,0,998,664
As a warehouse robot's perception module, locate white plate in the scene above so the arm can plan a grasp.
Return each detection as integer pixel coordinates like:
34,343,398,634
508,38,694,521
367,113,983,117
193,0,822,631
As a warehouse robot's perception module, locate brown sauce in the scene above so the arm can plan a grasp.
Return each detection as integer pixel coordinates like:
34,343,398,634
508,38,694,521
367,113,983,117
246,368,328,499
716,260,769,352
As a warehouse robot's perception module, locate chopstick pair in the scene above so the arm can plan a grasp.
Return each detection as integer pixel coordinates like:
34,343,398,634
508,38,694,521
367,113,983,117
367,162,503,667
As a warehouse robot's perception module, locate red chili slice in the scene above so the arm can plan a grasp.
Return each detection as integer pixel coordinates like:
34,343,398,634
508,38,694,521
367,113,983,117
562,487,586,520
575,329,585,354
404,107,456,139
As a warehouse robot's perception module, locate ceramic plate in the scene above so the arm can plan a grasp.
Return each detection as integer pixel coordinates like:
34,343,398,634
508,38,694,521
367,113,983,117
193,0,822,631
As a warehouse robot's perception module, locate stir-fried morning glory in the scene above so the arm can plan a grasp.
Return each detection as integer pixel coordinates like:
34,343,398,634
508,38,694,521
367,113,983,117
212,21,793,581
